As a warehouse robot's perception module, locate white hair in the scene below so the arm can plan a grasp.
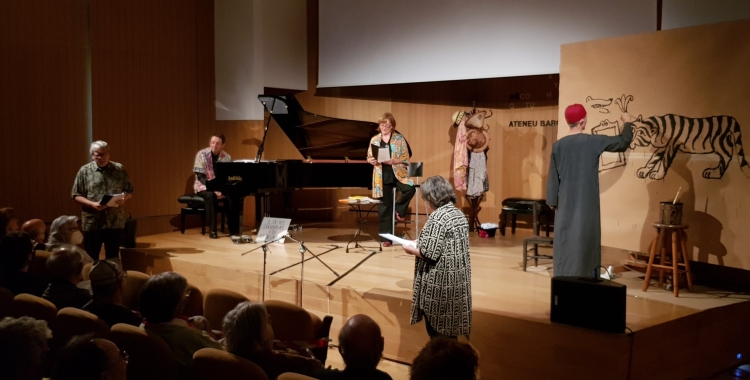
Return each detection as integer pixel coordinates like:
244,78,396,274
89,140,110,155
48,215,78,245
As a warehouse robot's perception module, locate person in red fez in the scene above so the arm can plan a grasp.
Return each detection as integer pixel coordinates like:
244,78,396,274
546,104,634,278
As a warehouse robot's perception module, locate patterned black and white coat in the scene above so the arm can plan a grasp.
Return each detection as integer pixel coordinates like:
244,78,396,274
410,203,472,337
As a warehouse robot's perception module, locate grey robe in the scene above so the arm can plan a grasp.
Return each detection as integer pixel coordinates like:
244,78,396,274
546,123,633,277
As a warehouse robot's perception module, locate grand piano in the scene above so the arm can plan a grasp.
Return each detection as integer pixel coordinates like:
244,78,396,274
210,95,380,223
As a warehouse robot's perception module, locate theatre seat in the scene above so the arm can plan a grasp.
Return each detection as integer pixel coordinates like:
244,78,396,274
264,300,333,365
193,348,268,380
177,194,225,235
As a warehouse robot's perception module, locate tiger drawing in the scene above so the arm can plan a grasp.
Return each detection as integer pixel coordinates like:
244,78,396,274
629,114,750,180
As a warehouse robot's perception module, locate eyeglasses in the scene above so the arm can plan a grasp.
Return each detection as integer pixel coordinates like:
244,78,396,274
104,349,128,369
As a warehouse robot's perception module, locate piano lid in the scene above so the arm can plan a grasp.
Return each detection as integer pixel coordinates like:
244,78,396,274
258,95,377,160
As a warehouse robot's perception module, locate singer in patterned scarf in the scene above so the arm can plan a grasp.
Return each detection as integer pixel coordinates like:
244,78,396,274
403,175,472,339
193,133,242,239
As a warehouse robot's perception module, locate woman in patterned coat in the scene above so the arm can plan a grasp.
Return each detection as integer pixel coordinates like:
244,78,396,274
403,176,472,339
366,112,415,247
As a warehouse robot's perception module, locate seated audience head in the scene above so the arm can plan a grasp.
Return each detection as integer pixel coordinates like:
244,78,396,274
53,333,127,380
0,316,53,380
420,176,457,210
338,314,384,370
21,219,47,247
0,207,19,237
48,215,83,246
222,301,274,358
89,260,127,301
46,245,84,284
139,271,188,324
410,337,479,380
0,231,33,273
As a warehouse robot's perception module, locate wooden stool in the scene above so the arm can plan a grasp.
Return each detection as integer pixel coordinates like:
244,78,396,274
642,223,693,297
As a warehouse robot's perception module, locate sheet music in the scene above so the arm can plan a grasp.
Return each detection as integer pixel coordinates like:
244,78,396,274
379,233,416,247
377,147,390,163
99,193,125,208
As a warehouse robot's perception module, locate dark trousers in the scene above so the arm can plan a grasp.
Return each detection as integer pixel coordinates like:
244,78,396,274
378,177,416,239
84,228,123,260
197,191,243,235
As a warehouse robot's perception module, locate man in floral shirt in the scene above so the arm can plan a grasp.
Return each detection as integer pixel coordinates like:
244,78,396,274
72,141,133,260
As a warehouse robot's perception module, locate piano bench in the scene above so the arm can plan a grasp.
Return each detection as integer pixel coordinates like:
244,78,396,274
178,195,225,235
499,198,553,236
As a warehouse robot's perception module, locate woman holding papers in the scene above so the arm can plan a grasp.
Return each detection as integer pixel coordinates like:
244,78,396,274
403,175,472,339
366,112,415,247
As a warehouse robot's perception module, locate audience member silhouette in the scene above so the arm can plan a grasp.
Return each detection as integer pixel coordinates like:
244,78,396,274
321,314,392,380
42,245,91,309
47,215,93,264
0,232,40,296
82,260,142,327
0,207,19,237
21,219,47,251
139,271,222,379
223,301,324,379
0,316,52,380
410,337,479,380
53,333,127,380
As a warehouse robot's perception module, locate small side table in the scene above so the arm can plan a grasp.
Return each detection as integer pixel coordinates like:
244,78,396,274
642,223,693,297
339,198,382,253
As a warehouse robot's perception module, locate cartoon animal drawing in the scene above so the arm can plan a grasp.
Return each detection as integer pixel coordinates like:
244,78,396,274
629,114,750,179
585,96,613,113
592,119,627,171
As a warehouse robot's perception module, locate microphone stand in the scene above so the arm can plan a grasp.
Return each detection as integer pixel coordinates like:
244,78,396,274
240,233,287,301
284,234,340,307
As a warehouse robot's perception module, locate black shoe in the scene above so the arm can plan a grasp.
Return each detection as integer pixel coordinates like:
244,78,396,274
209,231,218,239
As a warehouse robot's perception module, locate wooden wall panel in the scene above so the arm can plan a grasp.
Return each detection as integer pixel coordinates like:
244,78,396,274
90,0,201,220
0,0,88,223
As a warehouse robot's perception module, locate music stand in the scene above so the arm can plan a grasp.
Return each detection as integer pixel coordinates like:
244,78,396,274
280,235,340,307
240,233,287,301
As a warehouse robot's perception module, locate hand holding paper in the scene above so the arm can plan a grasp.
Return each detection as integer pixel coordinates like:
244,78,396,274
99,193,126,208
377,147,390,163
379,233,416,248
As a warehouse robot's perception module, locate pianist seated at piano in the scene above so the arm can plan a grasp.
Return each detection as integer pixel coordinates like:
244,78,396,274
367,113,416,247
193,133,242,239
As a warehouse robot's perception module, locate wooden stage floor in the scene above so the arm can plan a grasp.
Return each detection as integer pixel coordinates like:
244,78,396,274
121,224,750,379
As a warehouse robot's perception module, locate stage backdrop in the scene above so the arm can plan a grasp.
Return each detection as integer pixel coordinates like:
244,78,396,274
559,19,750,270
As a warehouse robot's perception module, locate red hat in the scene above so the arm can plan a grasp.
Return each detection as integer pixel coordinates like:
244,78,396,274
564,104,587,124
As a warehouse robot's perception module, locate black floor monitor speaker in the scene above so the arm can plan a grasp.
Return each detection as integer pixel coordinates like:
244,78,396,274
550,276,626,333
